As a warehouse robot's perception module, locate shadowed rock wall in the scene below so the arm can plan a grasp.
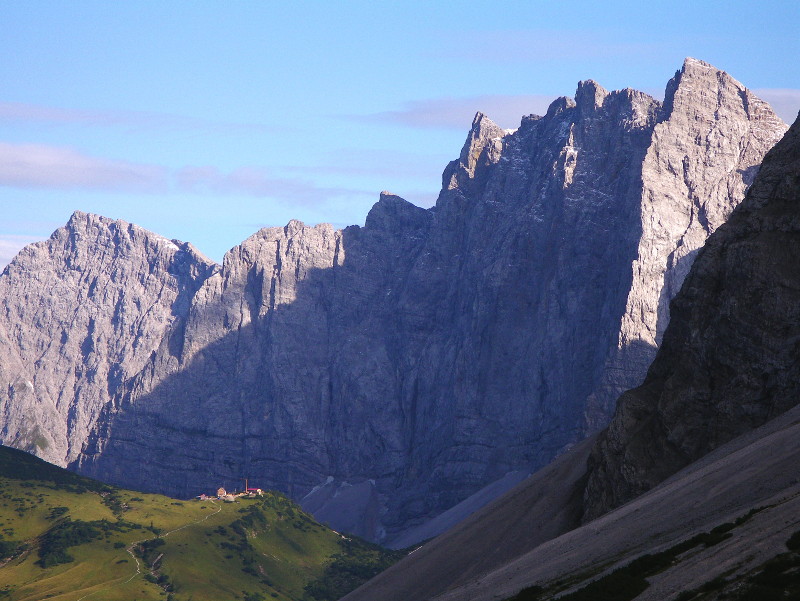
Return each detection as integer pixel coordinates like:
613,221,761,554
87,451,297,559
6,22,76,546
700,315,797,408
584,111,800,520
0,60,786,542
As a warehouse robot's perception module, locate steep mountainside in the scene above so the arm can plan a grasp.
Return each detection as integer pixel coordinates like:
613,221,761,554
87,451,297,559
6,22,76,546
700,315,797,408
0,59,786,543
344,111,800,601
583,107,800,520
0,213,215,465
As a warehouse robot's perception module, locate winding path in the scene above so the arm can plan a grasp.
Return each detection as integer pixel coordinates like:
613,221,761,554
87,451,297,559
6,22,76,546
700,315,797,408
76,500,222,600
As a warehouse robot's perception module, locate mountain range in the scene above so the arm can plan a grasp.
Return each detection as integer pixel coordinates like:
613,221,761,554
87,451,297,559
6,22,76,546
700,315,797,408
343,94,800,601
0,58,788,547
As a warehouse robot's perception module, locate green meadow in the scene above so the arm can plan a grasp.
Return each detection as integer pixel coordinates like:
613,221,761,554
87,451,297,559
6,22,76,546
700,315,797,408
0,446,403,601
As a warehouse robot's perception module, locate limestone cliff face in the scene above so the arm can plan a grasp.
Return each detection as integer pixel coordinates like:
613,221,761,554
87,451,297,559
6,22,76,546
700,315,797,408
0,212,215,465
341,117,800,600
0,60,787,543
584,112,800,521
583,58,788,429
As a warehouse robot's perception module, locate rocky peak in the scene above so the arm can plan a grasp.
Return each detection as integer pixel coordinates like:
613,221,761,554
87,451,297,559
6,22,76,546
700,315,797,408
546,96,576,118
0,213,215,465
584,114,800,521
0,60,789,545
219,219,341,294
661,57,703,118
660,56,783,128
443,112,507,192
364,191,432,233
57,211,215,272
575,79,609,116
460,112,505,163
65,209,96,229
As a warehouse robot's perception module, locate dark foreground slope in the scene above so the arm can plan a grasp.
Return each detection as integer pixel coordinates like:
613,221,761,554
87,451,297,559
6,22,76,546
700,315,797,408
584,110,800,520
439,403,800,601
343,114,800,600
346,404,800,601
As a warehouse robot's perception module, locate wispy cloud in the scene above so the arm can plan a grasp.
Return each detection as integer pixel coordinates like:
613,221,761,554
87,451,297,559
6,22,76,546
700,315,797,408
0,234,45,269
358,94,559,130
0,141,370,205
0,101,283,134
0,102,143,126
753,89,800,124
360,88,799,132
284,147,453,180
176,165,368,206
0,142,169,191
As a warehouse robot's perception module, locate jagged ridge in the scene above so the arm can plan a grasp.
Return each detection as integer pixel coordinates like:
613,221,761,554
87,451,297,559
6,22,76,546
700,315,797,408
0,59,787,544
341,109,800,601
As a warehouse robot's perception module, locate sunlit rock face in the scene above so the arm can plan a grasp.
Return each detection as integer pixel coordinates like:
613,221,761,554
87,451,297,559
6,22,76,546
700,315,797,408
341,116,800,600
584,110,800,522
0,212,216,466
585,57,788,431
0,59,786,543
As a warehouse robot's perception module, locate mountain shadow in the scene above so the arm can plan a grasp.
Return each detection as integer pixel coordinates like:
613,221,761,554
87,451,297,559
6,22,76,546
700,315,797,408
69,60,788,544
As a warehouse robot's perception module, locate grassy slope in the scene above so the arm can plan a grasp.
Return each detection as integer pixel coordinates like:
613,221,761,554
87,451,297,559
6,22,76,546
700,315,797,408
0,446,402,601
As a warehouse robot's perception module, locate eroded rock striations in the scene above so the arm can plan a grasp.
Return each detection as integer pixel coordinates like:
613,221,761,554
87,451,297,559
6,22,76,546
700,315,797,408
0,59,787,543
584,110,800,521
342,113,800,601
0,213,215,465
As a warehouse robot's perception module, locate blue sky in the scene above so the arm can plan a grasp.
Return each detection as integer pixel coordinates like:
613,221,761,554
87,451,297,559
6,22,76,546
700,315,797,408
2,0,798,265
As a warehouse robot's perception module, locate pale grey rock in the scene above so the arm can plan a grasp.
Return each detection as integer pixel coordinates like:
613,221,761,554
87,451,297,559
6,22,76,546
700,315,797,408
583,58,789,429
0,60,787,543
584,110,800,520
0,212,215,465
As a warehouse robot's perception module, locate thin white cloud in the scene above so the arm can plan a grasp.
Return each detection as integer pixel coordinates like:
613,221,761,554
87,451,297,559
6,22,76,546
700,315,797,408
360,94,560,130
363,88,800,132
753,89,800,124
0,234,45,269
176,165,371,206
0,142,169,192
0,141,369,205
0,101,283,134
283,147,453,180
0,102,137,126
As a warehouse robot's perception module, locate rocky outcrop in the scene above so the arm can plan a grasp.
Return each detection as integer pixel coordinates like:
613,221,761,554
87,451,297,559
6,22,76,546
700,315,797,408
582,58,787,428
584,111,800,520
343,115,800,601
0,213,215,465
0,60,787,543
